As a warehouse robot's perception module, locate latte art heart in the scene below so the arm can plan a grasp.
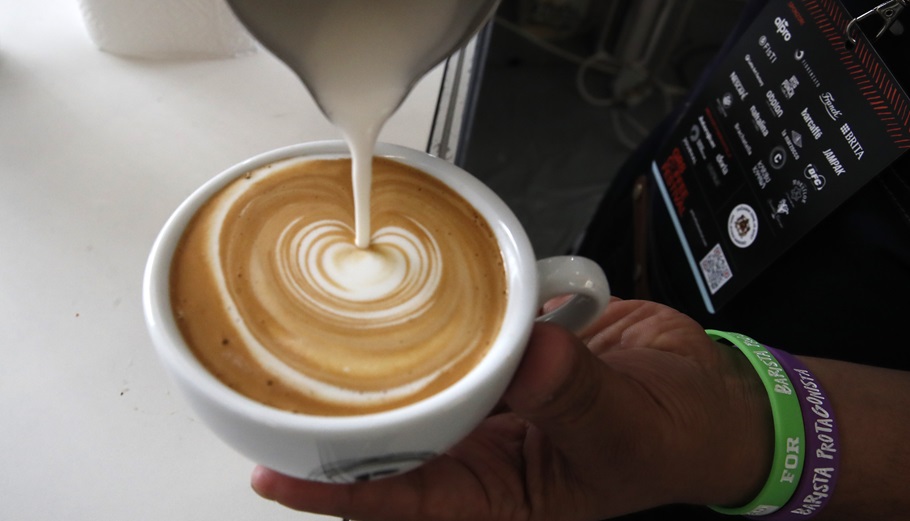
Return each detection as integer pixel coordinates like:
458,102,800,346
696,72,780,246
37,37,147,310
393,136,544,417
282,219,442,324
171,157,507,415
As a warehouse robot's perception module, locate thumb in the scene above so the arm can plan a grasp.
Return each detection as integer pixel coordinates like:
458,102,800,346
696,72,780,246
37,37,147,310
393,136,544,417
503,322,618,452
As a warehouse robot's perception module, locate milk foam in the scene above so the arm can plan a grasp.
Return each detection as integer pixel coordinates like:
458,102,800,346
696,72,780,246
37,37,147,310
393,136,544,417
207,167,448,404
171,158,506,414
286,220,442,322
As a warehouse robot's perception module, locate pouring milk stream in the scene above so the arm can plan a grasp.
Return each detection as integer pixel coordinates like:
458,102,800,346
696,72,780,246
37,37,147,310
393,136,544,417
225,0,500,248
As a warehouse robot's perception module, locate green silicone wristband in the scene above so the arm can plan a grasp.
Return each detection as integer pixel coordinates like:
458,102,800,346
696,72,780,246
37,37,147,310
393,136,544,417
706,330,806,516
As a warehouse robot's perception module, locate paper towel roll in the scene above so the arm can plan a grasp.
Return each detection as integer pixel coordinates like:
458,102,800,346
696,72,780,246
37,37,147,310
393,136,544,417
78,0,257,59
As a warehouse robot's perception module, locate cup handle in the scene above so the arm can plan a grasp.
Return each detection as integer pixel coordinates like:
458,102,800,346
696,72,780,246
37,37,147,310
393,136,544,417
536,256,611,333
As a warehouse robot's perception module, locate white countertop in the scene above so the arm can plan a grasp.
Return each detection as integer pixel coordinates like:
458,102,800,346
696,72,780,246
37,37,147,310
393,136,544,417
0,1,443,519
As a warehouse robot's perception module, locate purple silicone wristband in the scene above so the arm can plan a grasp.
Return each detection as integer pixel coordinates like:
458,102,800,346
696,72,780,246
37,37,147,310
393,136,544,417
748,347,840,520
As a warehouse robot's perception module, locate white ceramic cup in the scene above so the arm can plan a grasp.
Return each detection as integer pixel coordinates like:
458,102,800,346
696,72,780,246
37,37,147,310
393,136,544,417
143,141,610,483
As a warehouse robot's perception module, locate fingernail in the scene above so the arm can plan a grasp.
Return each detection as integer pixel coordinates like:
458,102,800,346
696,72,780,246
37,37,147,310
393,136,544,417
250,466,270,497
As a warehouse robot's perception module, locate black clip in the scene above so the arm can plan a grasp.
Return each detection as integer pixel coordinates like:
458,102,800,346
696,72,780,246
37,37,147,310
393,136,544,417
845,0,907,46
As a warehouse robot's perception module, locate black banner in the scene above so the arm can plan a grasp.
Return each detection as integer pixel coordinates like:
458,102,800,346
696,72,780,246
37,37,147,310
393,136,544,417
651,0,910,313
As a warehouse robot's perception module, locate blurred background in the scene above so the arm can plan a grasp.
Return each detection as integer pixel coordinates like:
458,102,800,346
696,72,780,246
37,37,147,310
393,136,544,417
437,0,747,257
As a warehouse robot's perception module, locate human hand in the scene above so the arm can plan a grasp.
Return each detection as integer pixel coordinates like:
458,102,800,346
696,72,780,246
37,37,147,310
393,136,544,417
251,299,772,521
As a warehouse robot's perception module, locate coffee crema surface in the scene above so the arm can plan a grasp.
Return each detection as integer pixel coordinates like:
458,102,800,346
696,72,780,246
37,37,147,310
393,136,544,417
170,157,507,416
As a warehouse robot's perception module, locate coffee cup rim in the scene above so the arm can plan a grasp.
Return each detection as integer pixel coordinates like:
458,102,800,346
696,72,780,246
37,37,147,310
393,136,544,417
143,140,539,429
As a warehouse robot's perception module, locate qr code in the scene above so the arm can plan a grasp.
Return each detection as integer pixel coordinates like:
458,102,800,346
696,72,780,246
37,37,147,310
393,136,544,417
700,244,732,294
